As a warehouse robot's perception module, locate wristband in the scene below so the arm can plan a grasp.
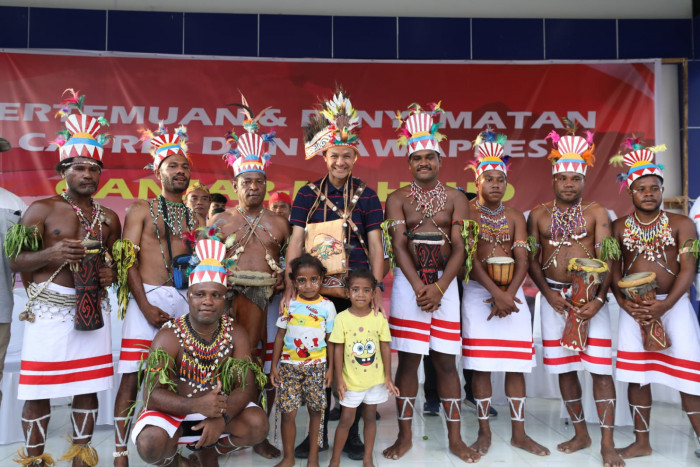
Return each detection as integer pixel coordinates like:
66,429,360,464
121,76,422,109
594,296,606,304
434,283,445,296
222,412,230,425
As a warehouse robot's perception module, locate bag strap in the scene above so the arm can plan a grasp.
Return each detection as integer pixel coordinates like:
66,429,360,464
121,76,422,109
307,180,370,259
159,196,174,270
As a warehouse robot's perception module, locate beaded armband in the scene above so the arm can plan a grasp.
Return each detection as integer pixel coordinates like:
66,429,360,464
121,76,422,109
511,240,531,251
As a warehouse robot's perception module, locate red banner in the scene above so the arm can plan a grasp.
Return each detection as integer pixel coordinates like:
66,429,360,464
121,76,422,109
0,52,656,217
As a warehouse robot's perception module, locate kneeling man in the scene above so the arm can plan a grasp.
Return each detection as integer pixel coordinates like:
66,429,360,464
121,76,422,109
132,238,269,466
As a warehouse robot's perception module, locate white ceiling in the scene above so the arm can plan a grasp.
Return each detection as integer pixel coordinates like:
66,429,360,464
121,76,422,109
1,0,693,18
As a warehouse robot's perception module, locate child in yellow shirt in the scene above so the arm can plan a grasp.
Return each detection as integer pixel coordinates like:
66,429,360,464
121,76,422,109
328,268,399,467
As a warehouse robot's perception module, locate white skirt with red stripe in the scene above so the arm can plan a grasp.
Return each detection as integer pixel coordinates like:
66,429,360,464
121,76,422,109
461,279,536,373
117,284,189,374
389,268,461,355
131,403,259,445
18,282,113,400
540,286,613,375
616,294,700,395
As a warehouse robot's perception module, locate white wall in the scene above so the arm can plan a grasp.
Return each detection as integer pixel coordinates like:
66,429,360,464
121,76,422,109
1,0,692,18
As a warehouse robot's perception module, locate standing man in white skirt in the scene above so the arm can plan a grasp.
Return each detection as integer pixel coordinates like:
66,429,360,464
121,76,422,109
113,125,203,465
527,126,624,467
610,142,700,460
8,91,121,466
462,129,549,458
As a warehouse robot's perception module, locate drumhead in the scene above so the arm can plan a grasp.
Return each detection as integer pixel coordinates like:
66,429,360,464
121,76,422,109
486,256,515,265
618,271,656,288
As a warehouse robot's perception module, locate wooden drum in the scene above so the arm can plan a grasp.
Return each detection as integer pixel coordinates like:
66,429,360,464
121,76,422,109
486,256,515,291
618,272,670,351
560,258,608,351
73,239,104,331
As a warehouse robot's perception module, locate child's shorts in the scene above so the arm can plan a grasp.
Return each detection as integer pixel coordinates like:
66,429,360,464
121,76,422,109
277,362,327,413
340,383,389,408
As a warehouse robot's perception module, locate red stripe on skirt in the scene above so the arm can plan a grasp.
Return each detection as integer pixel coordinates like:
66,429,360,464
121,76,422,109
617,350,700,372
121,338,152,349
543,355,581,365
462,349,535,360
431,318,460,330
391,328,430,342
616,361,700,383
389,317,431,331
430,327,461,341
21,354,112,371
20,366,113,385
462,338,533,349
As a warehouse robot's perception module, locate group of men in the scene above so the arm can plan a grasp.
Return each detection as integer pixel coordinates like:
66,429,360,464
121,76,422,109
2,88,700,467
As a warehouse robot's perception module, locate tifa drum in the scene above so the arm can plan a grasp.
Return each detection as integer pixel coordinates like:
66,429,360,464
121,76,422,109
560,258,608,351
485,256,515,291
618,272,670,351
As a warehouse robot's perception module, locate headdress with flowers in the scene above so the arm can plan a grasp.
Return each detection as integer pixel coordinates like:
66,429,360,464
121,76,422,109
304,90,360,160
545,117,595,176
51,88,110,165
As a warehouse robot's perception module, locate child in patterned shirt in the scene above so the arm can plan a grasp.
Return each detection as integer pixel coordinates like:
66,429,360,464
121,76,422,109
270,254,336,467
328,268,399,467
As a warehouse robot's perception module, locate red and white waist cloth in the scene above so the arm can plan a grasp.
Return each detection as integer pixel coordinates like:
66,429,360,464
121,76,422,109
118,284,189,374
389,268,461,356
540,278,613,375
131,402,258,446
461,279,536,373
18,282,113,400
616,293,700,396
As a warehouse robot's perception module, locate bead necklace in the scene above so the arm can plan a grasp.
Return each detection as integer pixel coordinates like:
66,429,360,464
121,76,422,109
228,208,283,273
476,201,510,244
149,196,196,278
623,210,674,262
150,196,195,237
549,200,587,247
61,191,103,242
166,314,234,395
237,207,282,247
408,181,446,218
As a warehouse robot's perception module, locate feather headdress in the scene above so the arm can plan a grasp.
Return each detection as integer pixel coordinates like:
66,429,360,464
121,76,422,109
138,122,189,171
545,117,595,176
395,101,446,156
304,89,360,160
223,94,275,177
467,127,509,178
53,88,110,163
609,137,665,190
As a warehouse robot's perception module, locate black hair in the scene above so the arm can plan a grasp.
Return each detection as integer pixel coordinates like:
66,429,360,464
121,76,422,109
210,193,228,204
289,253,326,280
346,267,377,289
55,157,103,175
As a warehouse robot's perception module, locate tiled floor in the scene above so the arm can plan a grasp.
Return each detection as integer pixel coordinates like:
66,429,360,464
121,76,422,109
0,393,698,466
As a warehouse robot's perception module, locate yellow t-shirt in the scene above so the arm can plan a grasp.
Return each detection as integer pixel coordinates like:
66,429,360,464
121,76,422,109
329,310,392,392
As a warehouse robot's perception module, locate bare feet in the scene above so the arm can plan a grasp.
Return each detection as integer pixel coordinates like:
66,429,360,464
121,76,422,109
616,440,652,459
557,433,592,453
307,458,320,467
273,456,296,467
382,434,413,460
254,439,281,459
449,439,481,463
601,445,625,466
363,457,375,467
470,431,491,455
511,434,550,456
